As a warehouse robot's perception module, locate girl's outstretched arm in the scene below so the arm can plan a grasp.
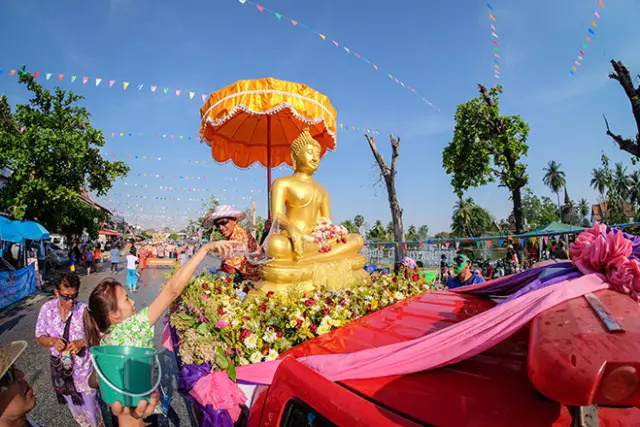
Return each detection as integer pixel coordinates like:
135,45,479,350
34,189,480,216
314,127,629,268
147,241,238,326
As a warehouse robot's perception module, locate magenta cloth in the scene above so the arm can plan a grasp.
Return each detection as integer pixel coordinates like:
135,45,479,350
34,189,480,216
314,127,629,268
161,323,174,352
236,274,607,385
190,370,247,422
35,300,94,393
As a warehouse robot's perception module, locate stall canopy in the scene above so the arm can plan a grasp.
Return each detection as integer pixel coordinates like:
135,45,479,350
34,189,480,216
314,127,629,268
528,222,585,235
15,221,50,240
99,229,122,236
0,217,25,243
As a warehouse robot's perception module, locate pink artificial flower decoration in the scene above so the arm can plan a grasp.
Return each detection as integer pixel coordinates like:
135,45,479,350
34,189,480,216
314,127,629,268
215,320,229,328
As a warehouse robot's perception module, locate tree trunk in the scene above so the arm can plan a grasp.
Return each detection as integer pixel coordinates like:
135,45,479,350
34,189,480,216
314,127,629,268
604,60,640,158
364,134,406,265
512,187,524,234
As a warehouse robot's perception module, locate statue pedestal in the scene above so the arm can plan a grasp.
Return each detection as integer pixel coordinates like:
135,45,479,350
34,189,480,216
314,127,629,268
253,256,370,295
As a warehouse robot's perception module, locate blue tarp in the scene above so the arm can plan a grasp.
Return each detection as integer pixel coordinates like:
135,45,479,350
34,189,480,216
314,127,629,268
0,217,25,243
0,264,36,310
15,221,50,240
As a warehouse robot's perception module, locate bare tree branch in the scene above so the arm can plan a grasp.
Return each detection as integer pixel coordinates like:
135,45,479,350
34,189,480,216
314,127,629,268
603,113,640,157
606,60,640,159
365,135,390,177
390,134,400,175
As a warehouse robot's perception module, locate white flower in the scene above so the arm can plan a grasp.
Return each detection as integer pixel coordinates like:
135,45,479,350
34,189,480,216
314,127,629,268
238,357,250,366
394,291,404,300
249,351,263,364
263,330,278,343
265,349,279,361
244,334,258,349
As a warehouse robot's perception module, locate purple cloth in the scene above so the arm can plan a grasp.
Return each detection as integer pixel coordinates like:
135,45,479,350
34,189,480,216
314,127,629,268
169,320,235,427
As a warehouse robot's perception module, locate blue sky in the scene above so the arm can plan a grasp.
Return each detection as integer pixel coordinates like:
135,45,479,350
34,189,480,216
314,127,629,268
1,0,640,232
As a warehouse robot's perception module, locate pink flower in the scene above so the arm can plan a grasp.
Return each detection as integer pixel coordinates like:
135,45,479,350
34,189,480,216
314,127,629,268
606,256,635,295
304,298,316,306
240,329,252,340
215,320,228,328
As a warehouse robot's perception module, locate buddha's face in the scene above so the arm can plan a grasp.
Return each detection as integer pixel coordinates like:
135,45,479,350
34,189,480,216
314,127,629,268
293,143,321,173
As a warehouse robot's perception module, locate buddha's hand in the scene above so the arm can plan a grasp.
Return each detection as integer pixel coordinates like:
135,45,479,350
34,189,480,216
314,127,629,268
289,227,304,259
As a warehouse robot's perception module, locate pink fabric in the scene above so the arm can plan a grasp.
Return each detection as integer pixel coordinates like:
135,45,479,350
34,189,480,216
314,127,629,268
570,223,640,301
190,371,247,422
237,274,607,385
161,323,174,352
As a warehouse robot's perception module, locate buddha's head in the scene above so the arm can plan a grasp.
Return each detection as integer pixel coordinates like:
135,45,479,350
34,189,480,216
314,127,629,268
290,128,321,173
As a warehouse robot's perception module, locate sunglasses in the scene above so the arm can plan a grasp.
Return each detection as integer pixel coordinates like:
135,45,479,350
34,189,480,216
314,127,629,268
214,218,230,229
58,292,78,301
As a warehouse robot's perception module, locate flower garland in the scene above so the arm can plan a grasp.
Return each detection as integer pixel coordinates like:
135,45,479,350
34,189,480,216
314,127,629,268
570,223,640,302
306,217,349,253
169,272,436,374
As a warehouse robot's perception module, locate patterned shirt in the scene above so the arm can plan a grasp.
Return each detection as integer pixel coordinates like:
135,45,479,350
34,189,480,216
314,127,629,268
222,224,259,280
35,299,93,392
101,307,154,348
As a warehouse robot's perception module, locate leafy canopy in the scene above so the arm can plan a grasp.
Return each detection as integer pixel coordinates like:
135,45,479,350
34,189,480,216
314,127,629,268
0,68,129,237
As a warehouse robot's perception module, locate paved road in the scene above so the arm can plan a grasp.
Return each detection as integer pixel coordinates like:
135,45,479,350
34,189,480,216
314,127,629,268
0,257,219,427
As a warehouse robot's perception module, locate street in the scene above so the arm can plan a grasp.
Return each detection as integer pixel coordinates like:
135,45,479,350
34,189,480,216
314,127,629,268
0,258,219,427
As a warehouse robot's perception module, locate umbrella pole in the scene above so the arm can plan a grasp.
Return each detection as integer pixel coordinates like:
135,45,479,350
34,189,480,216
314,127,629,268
267,115,272,219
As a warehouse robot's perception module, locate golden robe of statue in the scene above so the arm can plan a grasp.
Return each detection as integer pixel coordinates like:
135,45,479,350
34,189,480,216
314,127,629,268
256,129,368,293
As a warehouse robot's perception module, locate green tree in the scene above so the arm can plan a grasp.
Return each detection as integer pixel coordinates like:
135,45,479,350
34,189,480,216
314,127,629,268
628,170,640,214
406,225,419,242
542,160,566,218
418,225,430,239
0,68,128,238
613,162,631,200
578,198,591,222
443,85,529,233
353,215,365,229
590,167,609,201
521,189,558,230
451,197,492,237
366,220,386,241
340,219,358,234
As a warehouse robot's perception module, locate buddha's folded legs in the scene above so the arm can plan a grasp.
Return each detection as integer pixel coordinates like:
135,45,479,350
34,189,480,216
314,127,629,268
265,233,366,264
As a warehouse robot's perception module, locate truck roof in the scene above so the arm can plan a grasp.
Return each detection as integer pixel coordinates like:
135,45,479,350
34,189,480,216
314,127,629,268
282,289,640,426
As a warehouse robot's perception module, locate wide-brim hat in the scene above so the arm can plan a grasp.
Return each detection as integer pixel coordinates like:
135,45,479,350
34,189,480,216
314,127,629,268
204,205,246,226
0,341,27,379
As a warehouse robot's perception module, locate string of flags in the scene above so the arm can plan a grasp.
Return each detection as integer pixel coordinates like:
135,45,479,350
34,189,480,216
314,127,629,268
487,4,501,81
0,67,211,103
236,0,439,112
127,172,209,180
570,0,605,75
122,183,211,193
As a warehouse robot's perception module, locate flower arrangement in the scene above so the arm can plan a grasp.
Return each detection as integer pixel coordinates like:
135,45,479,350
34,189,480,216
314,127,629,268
305,217,349,253
169,271,436,378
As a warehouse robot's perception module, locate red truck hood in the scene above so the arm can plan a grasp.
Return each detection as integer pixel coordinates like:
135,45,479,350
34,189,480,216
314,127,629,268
280,289,640,426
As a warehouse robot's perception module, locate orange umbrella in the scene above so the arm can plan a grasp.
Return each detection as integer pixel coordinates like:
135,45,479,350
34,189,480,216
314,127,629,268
199,78,337,211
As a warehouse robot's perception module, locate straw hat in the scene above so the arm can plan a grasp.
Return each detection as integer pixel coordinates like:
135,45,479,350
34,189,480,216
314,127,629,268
0,341,27,379
204,205,246,225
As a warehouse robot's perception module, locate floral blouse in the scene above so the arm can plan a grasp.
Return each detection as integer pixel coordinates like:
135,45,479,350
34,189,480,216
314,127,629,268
100,307,154,348
35,299,93,393
222,224,259,280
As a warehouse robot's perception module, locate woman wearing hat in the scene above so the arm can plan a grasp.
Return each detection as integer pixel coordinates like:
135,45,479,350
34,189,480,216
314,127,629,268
0,341,159,427
205,205,260,282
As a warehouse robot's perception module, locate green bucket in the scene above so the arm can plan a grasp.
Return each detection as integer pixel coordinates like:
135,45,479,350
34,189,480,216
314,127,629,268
90,346,161,407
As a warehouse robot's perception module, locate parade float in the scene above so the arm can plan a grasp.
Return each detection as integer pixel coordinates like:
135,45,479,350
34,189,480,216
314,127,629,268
164,77,640,426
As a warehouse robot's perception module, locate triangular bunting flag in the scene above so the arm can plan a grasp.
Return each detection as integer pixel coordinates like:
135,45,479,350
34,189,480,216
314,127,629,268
580,50,586,56
487,240,492,248
71,76,77,82
490,24,496,31
344,47,350,53
238,0,246,3
274,12,281,19
58,74,64,80
163,88,168,94
332,40,339,47
290,20,297,26
175,90,181,96
498,239,503,247
123,82,129,90
202,94,207,102
256,4,264,12
82,76,89,84
137,84,144,91
33,71,39,78
588,29,595,35
151,86,157,92
319,33,326,40
373,64,378,70
492,32,499,38
476,241,482,248
455,242,460,250
189,92,195,99
592,20,597,28
598,0,604,7
96,78,102,86
489,13,496,21
594,11,601,19
109,80,115,88
9,70,16,76
586,36,591,42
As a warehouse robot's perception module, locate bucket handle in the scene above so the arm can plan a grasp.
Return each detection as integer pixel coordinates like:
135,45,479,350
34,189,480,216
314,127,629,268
90,353,162,398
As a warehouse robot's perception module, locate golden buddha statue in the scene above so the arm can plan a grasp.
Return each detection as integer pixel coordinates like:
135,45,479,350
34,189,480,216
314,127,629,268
256,129,368,293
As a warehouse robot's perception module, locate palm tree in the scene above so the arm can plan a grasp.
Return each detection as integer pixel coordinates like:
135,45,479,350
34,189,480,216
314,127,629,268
353,215,365,228
367,220,386,241
613,162,631,200
542,160,566,218
628,170,640,208
340,219,357,234
418,225,430,239
578,198,590,222
590,168,608,201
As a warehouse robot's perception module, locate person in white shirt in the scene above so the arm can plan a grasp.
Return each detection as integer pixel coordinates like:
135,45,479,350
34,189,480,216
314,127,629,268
126,248,139,293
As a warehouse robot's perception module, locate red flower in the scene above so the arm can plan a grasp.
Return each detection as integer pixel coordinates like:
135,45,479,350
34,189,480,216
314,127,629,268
266,291,275,298
412,274,420,282
240,329,252,340
392,277,398,283
296,318,303,326
242,315,251,321
276,330,283,338
217,307,224,315
310,324,318,332
262,345,269,354
304,298,316,306
225,277,232,283
325,298,332,305
202,283,209,290
322,308,330,315
259,303,267,312
345,290,351,296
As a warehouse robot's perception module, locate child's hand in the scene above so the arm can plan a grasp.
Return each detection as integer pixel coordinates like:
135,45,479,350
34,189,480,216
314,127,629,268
111,390,160,419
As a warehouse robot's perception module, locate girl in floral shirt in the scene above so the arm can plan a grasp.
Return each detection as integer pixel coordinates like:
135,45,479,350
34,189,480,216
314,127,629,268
83,241,237,426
